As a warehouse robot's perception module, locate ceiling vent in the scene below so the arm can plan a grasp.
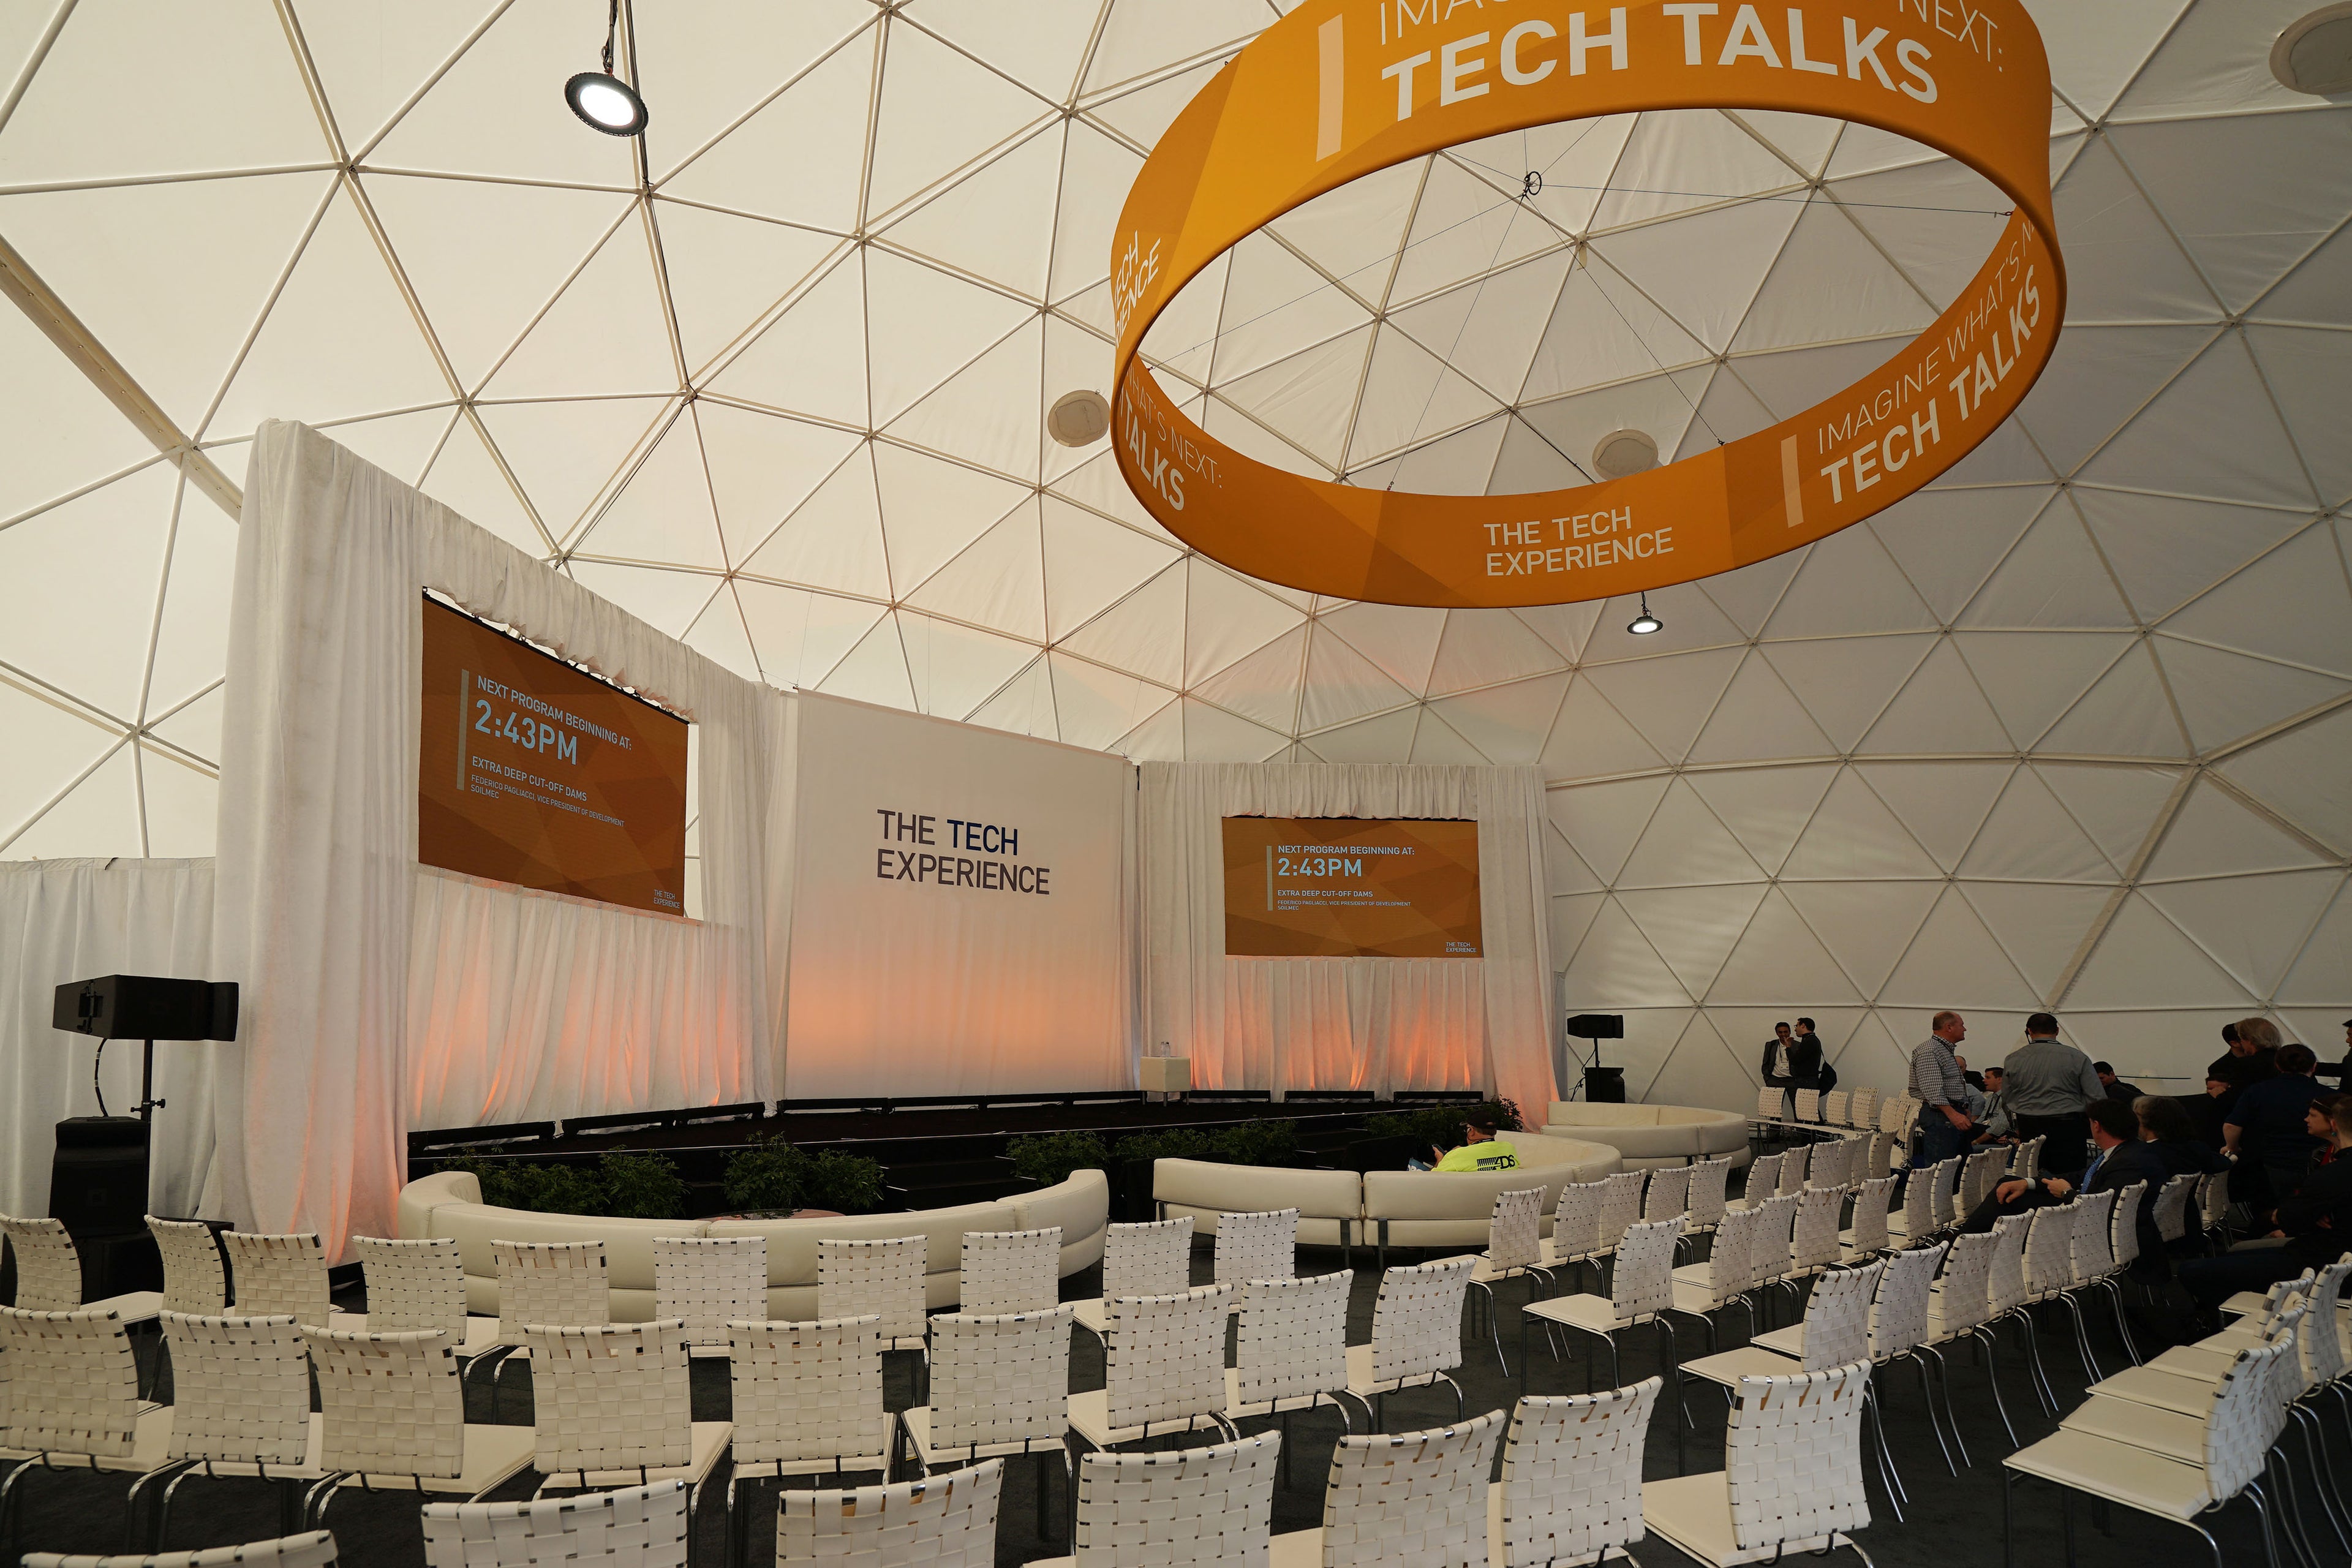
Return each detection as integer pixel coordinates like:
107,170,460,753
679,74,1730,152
1592,429,1660,480
2274,4,2352,96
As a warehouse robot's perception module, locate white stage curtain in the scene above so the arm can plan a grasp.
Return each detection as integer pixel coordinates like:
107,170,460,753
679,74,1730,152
0,859,220,1219
214,423,788,1255
1140,763,1555,1117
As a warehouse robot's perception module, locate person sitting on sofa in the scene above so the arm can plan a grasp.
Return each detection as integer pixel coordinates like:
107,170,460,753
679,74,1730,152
1413,1111,1521,1172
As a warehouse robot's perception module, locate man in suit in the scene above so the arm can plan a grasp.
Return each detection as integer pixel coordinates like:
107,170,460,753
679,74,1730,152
1955,1098,2165,1235
1759,1020,1821,1120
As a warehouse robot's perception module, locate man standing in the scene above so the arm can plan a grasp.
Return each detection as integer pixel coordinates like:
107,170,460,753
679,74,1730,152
1758,1020,1820,1120
1910,1011,1974,1168
2226,1044,2328,1207
2002,1013,2102,1176
2210,1018,2283,1106
2330,1017,2352,1088
2094,1062,2142,1100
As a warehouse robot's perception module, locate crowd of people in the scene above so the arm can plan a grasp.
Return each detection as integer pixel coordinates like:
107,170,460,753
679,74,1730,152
1883,1011,2352,1322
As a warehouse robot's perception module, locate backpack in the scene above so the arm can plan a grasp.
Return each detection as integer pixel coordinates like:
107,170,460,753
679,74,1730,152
1818,1060,1839,1092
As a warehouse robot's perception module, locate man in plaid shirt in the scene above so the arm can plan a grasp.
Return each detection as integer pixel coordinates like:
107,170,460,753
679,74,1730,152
1910,1010,1975,1169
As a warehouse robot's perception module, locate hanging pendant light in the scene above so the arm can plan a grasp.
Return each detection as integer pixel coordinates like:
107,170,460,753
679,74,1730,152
565,0,648,137
1627,593,1662,636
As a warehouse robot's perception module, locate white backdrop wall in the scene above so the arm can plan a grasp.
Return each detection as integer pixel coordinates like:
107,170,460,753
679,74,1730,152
0,859,221,1219
214,421,788,1255
1142,762,1555,1117
783,692,1136,1098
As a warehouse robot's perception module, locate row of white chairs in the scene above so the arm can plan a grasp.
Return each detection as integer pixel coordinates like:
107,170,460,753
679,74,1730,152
18,1348,1887,1568
2006,1257,2352,1565
1753,1085,1917,1136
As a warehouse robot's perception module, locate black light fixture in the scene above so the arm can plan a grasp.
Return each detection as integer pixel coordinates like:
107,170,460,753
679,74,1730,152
565,0,647,137
1627,593,1662,636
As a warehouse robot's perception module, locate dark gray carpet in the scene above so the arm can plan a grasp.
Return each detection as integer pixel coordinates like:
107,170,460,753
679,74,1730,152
8,1215,2302,1567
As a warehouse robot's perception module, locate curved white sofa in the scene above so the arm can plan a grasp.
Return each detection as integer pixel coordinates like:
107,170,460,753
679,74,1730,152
1539,1101,1750,1170
394,1167,1108,1321
1152,1131,1623,1252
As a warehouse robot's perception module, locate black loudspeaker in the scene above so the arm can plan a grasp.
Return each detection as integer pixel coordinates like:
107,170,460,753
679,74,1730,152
48,1117,150,1239
1584,1066,1627,1103
1566,1012,1626,1039
52,975,238,1041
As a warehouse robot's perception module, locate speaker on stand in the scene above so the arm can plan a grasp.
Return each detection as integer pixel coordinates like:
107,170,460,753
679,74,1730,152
1565,1012,1627,1103
45,976,238,1302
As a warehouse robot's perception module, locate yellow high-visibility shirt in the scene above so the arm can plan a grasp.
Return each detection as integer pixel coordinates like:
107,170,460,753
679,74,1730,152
1434,1139,1519,1172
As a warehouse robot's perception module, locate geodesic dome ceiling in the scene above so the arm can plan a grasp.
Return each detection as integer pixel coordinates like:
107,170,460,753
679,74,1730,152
2,0,2348,1092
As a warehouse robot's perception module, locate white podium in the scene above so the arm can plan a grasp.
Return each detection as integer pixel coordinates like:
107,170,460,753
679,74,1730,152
1139,1056,1191,1096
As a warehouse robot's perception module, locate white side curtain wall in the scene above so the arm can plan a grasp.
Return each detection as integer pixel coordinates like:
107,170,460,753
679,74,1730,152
1140,763,1555,1117
214,422,788,1256
0,859,220,1219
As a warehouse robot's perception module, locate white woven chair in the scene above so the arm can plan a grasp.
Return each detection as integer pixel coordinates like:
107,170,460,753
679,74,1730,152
958,1228,1060,1316
1345,1257,1475,1431
520,1319,731,1528
1784,1186,1845,1300
25,1531,340,1568
1686,1158,1732,1239
221,1232,331,1330
1776,1145,1809,1199
1883,1161,1936,1245
2151,1174,2198,1250
1667,1203,1764,1351
1752,1087,1781,1125
2015,1134,2046,1183
1866,1130,1900,1183
1523,1218,1681,1402
1643,1166,1693,1227
2008,1338,2290,1567
1977,1210,2059,1417
1071,1218,1193,1343
652,1235,768,1355
2052,1188,2120,1384
1493,1379,1660,1568
1030,1431,1280,1568
897,1305,1076,1541
1804,1140,1849,1196
1589,1170,1648,1287
1272,1409,1506,1568
1920,1227,2019,1450
1794,1089,1822,1125
1,1214,163,1323
724,1314,894,1562
1727,1153,1781,1216
1823,1091,1851,1128
1839,1177,1896,1262
1213,1208,1299,1292
1687,1257,1885,1393
1068,1283,1237,1453
1226,1270,1355,1467
1642,1360,1875,1566
140,1311,321,1550
1464,1188,1551,1374
421,1478,689,1568
2196,1168,2231,1246
1537,1182,1603,1280
816,1236,930,1354
299,1325,536,1525
0,1306,161,1550
1958,1148,2005,1217
475,1240,610,1416
2,1215,165,1397
1861,1243,1958,1506
1742,1194,1801,1301
775,1460,1002,1568
146,1218,227,1315
342,1237,497,1359
1849,1088,1880,1132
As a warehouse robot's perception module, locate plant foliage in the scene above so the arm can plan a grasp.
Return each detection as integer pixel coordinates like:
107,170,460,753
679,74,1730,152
449,1152,685,1217
1360,1098,1524,1153
1007,1130,1110,1186
720,1139,888,1214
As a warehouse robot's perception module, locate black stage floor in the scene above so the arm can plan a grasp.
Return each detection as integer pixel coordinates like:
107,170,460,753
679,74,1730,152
11,1164,2278,1568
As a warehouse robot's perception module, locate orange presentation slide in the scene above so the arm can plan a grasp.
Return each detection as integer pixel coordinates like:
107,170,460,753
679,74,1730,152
1223,817,1481,959
418,597,690,915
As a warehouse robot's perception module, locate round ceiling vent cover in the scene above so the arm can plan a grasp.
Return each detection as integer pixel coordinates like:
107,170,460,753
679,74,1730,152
1592,429,1661,481
2274,3,2352,95
1047,390,1112,448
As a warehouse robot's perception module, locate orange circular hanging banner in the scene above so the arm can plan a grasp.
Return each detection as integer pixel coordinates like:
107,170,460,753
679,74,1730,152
1110,1,2064,608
